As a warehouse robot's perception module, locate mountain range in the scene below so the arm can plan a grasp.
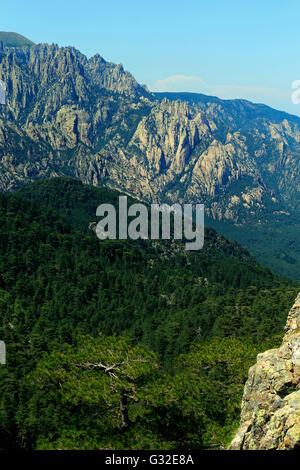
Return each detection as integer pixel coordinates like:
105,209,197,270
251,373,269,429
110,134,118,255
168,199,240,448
1,34,300,278
0,33,300,451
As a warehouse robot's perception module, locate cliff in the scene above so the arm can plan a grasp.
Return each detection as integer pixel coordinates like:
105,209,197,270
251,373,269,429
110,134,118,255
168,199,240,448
1,42,300,222
229,293,300,450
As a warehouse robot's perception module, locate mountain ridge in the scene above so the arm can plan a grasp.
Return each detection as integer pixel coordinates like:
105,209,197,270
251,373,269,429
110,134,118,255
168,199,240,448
1,41,300,278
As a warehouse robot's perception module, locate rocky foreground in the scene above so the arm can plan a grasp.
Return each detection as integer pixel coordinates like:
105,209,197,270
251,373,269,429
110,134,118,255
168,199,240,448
229,293,300,450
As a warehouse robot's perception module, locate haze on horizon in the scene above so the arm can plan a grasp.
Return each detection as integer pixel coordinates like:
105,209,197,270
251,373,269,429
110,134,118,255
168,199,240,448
2,0,300,116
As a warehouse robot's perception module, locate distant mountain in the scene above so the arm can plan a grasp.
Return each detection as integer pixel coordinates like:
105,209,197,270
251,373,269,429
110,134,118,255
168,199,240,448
1,40,300,278
0,32,35,48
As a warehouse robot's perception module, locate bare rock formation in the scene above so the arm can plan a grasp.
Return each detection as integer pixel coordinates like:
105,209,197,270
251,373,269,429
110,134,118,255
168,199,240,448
229,293,300,450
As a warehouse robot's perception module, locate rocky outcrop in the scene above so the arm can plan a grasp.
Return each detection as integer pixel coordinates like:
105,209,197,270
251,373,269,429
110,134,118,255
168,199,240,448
229,293,300,450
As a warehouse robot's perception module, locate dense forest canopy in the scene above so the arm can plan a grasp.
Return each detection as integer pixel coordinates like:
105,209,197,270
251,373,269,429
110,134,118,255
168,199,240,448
0,178,298,449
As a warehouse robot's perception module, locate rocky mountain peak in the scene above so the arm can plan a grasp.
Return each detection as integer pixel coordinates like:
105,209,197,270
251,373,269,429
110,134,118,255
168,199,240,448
2,40,300,277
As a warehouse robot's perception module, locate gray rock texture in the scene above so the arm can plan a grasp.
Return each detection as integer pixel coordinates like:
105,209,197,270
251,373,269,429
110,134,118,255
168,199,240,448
229,293,300,450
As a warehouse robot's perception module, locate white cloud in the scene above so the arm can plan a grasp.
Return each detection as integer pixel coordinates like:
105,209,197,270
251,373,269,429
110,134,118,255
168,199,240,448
152,75,207,93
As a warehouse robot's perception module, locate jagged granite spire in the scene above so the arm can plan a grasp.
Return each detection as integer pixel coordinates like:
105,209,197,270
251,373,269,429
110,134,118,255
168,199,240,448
229,293,300,450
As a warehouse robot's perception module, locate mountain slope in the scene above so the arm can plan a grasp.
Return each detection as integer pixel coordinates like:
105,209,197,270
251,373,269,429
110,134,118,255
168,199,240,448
0,178,298,449
0,32,34,48
16,177,266,266
1,41,300,277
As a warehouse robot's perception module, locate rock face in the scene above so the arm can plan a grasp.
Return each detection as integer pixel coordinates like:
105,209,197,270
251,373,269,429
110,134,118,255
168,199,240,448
229,293,300,450
1,42,300,222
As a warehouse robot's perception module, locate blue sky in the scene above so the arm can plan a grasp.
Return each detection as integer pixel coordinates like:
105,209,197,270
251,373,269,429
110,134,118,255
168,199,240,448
2,0,300,115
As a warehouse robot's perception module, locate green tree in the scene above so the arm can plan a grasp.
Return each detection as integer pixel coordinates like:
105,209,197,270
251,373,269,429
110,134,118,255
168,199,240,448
22,335,159,449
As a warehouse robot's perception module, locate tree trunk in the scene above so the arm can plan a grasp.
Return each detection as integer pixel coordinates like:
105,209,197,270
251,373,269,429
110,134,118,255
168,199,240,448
120,394,130,428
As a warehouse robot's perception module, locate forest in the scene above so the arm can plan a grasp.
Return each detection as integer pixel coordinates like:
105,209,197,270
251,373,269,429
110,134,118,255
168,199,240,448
0,178,298,450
